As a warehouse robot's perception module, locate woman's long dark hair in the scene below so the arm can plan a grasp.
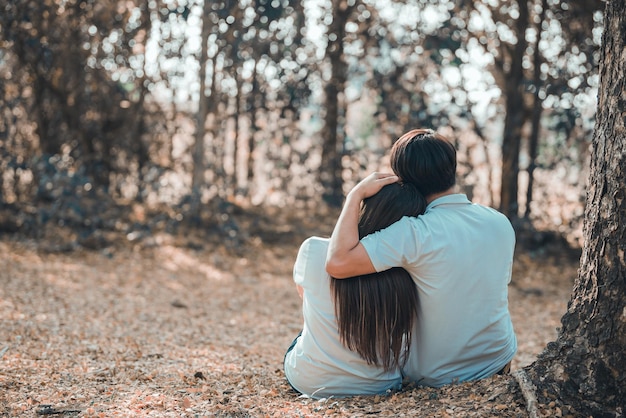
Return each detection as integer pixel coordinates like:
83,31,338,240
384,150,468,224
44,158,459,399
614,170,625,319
330,182,426,371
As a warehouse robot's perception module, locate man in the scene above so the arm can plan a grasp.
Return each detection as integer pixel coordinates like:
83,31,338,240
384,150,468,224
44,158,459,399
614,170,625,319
326,128,517,387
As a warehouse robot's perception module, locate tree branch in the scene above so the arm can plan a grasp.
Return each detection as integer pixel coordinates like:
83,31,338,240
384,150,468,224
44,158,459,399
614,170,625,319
512,369,540,418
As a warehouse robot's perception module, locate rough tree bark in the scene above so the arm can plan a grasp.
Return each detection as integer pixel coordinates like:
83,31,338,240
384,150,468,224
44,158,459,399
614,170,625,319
525,2,626,416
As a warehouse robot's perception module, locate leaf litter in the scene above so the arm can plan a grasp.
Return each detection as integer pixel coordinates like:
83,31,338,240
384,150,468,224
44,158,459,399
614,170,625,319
0,229,578,417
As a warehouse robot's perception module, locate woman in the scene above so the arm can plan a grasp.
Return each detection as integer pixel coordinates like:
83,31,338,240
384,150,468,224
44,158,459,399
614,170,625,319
283,182,426,398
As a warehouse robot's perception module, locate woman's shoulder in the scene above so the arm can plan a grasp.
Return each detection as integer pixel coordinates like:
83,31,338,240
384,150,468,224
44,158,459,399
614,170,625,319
294,236,331,287
295,236,330,269
299,236,330,251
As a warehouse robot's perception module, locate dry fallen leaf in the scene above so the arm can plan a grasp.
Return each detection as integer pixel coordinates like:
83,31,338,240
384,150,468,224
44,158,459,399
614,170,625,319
0,239,579,417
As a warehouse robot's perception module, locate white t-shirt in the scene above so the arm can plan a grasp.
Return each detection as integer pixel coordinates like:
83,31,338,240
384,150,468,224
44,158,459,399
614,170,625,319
361,194,517,387
283,236,403,399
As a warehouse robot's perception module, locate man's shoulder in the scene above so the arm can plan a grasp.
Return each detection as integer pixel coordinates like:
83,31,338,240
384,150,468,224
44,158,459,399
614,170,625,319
422,200,513,231
472,203,513,223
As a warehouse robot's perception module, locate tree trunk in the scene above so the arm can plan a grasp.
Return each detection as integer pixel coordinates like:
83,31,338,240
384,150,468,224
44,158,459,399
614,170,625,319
191,0,212,204
499,0,529,220
525,2,626,416
228,80,241,197
320,1,354,207
524,0,547,219
246,59,260,194
226,2,243,198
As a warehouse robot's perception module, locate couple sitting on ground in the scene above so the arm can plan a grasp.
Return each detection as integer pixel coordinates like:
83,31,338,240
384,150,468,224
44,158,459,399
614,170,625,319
283,128,517,398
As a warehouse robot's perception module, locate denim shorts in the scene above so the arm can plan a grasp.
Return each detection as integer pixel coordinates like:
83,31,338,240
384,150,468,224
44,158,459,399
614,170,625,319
283,330,303,393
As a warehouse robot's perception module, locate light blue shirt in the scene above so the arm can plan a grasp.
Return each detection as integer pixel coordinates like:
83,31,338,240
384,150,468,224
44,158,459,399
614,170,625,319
284,237,403,398
361,194,517,386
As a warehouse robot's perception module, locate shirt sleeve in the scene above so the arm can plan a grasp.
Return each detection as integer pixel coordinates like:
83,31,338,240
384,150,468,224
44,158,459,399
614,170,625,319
293,237,329,293
360,216,421,272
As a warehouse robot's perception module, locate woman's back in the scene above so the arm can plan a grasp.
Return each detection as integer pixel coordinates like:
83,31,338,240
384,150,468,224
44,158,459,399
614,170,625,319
332,182,425,372
283,236,403,398
283,183,426,398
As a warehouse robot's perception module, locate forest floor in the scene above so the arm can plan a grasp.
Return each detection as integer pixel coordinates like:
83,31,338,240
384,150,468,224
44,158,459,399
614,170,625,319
0,206,581,417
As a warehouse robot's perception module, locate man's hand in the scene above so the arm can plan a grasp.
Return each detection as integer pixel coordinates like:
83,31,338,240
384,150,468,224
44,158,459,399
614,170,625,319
349,172,399,201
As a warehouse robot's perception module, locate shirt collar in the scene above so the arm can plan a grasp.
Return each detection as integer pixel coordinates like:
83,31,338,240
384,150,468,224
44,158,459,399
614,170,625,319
425,193,471,212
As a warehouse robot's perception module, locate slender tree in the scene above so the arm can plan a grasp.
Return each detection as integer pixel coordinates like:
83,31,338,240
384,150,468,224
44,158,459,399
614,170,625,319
320,0,356,206
497,0,529,220
524,0,548,218
191,0,213,207
524,2,625,415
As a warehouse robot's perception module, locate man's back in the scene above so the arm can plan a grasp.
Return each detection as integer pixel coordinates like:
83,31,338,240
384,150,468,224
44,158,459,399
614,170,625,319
360,194,517,386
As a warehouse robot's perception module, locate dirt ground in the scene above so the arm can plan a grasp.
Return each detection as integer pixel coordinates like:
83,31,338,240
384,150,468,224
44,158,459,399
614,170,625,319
0,215,580,417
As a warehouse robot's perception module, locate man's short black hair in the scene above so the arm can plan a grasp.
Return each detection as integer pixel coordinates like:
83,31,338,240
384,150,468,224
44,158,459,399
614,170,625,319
390,128,457,197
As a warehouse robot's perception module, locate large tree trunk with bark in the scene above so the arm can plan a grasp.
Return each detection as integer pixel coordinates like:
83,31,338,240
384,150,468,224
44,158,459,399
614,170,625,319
525,2,626,416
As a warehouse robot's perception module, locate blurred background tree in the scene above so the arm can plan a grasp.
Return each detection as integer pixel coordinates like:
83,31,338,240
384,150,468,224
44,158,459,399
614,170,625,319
0,0,603,247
